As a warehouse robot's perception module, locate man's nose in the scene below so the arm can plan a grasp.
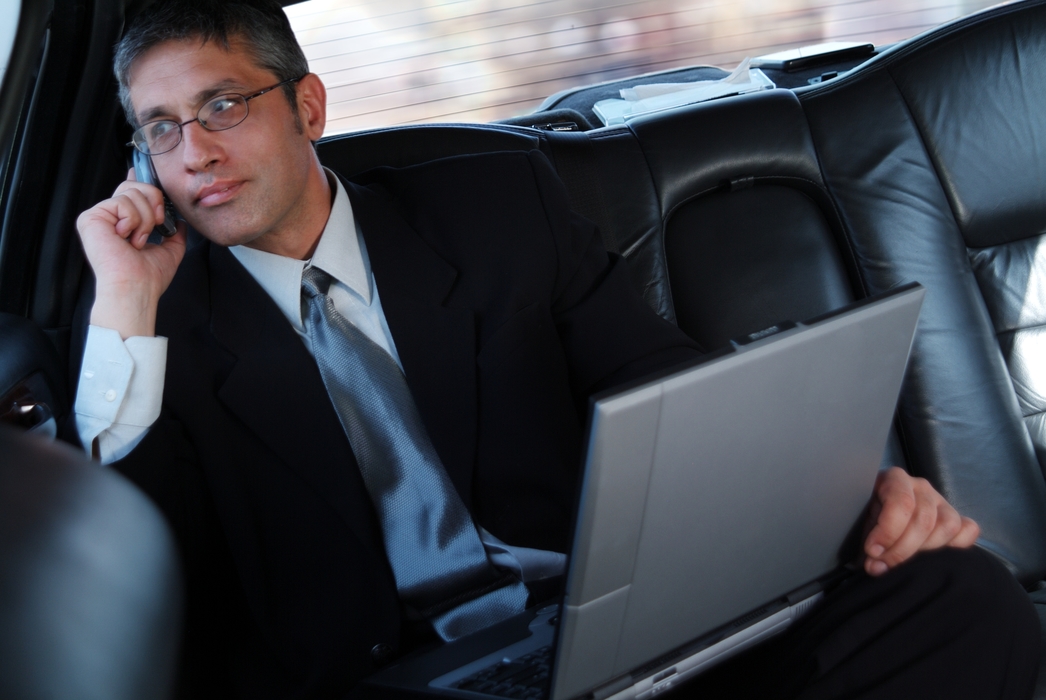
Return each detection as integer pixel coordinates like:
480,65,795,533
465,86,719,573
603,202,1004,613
179,121,223,171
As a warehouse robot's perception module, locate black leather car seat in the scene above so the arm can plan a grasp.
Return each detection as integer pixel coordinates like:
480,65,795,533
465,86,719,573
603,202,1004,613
798,0,1046,587
0,425,182,700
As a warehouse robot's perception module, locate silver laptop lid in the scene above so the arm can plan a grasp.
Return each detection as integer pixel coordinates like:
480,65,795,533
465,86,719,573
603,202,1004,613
552,284,925,700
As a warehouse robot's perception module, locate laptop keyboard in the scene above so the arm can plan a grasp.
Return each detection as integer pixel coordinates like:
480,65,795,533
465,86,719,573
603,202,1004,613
452,645,552,698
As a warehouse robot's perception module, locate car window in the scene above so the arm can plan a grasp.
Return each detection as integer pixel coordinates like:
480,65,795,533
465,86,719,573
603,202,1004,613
287,0,1000,136
0,0,19,89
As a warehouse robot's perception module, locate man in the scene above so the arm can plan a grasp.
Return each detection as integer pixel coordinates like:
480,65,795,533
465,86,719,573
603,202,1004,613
73,2,1036,699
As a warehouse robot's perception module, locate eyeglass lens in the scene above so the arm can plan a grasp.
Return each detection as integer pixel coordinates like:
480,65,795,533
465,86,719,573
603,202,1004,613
134,94,250,155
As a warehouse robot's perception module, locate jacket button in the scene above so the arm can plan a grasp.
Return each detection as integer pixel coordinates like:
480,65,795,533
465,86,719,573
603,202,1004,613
370,643,394,667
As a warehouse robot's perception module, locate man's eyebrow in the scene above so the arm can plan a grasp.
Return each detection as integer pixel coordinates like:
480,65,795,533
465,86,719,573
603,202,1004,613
136,79,248,124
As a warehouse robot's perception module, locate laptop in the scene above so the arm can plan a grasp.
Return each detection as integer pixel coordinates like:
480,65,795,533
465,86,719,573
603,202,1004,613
363,283,925,700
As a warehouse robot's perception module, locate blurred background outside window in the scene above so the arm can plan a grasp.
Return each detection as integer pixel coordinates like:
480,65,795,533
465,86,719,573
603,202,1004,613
286,0,1000,136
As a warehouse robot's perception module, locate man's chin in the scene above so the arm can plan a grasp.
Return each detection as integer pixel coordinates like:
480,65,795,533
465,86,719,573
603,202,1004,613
195,230,264,249
184,214,265,249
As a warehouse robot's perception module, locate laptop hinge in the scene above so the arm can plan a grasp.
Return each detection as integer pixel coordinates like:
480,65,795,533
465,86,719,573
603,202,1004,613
592,674,633,700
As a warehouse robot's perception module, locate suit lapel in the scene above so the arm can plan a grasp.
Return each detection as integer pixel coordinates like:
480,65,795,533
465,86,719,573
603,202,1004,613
344,179,479,506
207,245,385,553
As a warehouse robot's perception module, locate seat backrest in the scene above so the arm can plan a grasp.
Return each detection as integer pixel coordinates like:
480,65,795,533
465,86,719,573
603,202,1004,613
0,426,182,700
316,123,548,178
0,312,68,434
616,88,909,470
625,89,858,349
798,0,1046,584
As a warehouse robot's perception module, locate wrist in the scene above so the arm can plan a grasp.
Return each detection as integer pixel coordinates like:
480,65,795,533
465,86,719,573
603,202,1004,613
91,286,160,339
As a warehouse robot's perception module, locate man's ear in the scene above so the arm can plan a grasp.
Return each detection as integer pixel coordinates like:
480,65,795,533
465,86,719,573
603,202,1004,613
296,73,327,141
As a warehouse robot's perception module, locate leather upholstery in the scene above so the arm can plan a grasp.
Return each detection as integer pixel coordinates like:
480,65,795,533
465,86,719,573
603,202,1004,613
0,312,69,425
888,7,1046,251
799,0,1046,584
627,89,858,350
310,0,1046,598
622,88,906,470
970,238,1046,471
548,126,672,319
663,184,852,351
630,90,824,215
317,124,548,179
0,425,182,700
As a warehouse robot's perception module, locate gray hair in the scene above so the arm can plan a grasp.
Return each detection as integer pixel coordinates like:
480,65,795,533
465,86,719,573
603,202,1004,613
114,0,309,128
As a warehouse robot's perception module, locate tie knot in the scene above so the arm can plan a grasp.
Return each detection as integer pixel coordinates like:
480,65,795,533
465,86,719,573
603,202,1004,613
302,266,332,298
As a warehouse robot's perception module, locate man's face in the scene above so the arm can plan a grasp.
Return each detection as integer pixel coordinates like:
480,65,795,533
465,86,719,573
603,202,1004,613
127,38,326,251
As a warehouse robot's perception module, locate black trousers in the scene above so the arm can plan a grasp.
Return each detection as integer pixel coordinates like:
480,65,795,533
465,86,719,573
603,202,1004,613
672,547,1040,699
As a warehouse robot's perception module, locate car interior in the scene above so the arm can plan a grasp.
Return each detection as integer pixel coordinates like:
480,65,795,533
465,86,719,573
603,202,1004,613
3,0,1046,696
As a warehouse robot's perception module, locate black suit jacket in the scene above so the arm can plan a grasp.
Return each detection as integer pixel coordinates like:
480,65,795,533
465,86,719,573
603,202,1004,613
113,150,700,699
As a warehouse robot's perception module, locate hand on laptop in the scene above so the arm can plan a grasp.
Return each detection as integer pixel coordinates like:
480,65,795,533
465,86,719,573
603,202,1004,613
862,466,980,576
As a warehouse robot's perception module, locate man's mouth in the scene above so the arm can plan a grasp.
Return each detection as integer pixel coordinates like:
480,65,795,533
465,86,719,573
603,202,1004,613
195,181,243,207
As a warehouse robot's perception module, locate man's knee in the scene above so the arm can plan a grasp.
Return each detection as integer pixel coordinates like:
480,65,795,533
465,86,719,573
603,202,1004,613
902,546,1039,656
791,548,1041,699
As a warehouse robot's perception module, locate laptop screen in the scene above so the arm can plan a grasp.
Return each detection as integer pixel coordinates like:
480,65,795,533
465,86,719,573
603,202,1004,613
553,284,924,699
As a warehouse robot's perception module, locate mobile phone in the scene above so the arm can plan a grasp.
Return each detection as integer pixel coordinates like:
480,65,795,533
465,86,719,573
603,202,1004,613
132,149,178,241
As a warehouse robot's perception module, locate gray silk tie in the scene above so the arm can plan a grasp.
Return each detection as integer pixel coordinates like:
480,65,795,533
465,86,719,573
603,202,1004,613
301,267,529,641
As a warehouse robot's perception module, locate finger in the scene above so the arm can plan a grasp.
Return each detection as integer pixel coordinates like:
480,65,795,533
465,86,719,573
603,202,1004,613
876,481,939,570
864,468,915,558
114,179,167,223
131,226,153,250
76,188,164,259
106,196,144,240
950,516,981,548
110,194,163,252
914,499,963,551
118,187,166,246
127,166,137,182
112,190,157,243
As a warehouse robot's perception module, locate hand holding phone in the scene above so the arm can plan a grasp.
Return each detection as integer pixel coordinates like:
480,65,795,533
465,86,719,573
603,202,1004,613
132,149,178,241
75,158,188,339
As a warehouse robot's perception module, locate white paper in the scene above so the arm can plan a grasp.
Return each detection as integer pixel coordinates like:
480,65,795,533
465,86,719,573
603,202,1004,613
592,58,775,126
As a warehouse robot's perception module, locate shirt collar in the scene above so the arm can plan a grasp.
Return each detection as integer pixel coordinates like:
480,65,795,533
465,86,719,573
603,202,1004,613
311,172,370,304
228,169,370,333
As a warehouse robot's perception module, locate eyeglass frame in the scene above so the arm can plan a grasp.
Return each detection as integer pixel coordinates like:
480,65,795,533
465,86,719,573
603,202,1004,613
128,75,305,156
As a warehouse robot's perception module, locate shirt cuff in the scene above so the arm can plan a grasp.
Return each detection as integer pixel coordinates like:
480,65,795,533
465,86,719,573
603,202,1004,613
74,326,167,458
117,334,168,426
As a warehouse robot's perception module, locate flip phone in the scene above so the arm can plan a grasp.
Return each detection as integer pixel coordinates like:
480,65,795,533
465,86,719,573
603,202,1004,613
132,149,178,241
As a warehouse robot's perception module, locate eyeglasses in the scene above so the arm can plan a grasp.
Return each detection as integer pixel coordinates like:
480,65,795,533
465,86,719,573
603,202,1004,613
129,76,304,156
